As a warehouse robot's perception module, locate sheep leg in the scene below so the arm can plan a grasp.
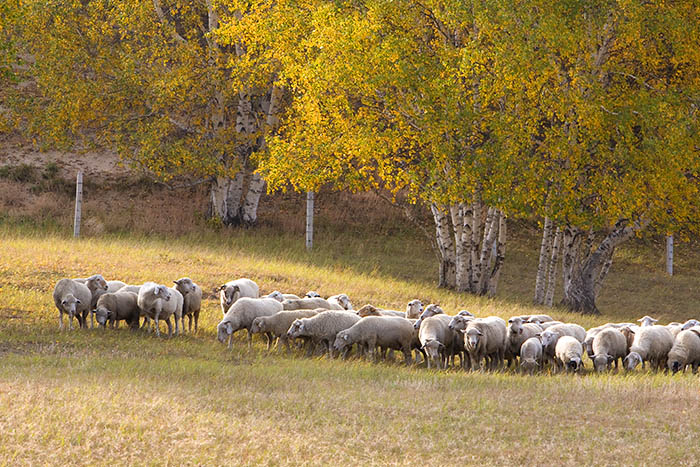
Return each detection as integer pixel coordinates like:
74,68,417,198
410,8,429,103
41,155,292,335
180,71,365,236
402,347,412,365
194,311,199,333
247,329,253,349
59,311,64,330
166,316,173,338
90,311,94,329
153,309,161,337
227,334,233,350
174,314,179,337
69,314,74,331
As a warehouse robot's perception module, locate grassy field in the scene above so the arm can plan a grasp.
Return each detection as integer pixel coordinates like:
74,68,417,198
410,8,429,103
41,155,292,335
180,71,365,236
2,220,700,465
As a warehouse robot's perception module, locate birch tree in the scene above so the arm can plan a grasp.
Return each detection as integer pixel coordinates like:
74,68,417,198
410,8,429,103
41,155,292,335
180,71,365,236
7,0,288,226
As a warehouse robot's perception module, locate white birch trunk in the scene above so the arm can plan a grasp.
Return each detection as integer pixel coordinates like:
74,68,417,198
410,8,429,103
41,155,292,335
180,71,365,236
487,212,506,297
469,195,483,293
534,217,554,304
666,235,674,276
477,208,499,294
305,191,314,250
544,226,562,307
450,203,469,291
73,171,83,237
431,204,456,288
210,172,244,225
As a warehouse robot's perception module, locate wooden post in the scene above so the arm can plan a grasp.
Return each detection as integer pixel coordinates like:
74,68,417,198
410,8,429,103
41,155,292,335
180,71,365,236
73,171,83,238
305,191,314,250
666,235,673,276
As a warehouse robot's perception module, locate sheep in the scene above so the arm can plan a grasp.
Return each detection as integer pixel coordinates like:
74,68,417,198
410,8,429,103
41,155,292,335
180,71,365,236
137,282,183,338
250,309,320,352
216,297,283,349
305,291,321,298
448,314,475,334
217,278,259,315
405,299,423,319
623,325,674,371
666,322,684,338
173,277,202,333
554,336,584,373
680,319,700,331
356,304,405,318
591,328,628,372
418,314,454,369
538,321,564,330
333,316,414,364
74,275,127,328
619,326,637,353
283,297,336,311
667,328,700,374
457,310,475,317
94,291,140,330
53,278,92,330
519,337,543,374
526,314,554,324
463,317,507,371
286,311,361,357
544,323,586,343
413,304,445,330
117,285,142,294
328,294,353,311
506,317,543,365
267,291,301,302
584,323,627,358
637,315,658,327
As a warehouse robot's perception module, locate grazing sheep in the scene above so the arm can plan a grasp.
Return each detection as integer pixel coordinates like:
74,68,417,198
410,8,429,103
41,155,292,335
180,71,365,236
137,282,183,338
413,304,445,330
217,297,283,349
637,315,658,327
283,297,335,311
250,309,320,352
584,323,627,358
667,328,700,374
267,291,301,302
680,319,700,331
554,336,584,373
538,321,564,330
506,317,543,364
328,294,353,311
53,279,92,330
75,275,126,328
418,314,454,369
623,325,674,371
173,278,202,333
405,300,423,319
218,278,259,315
333,316,414,363
619,326,637,353
526,314,554,324
94,291,140,330
519,337,543,374
286,311,361,357
463,317,507,371
591,328,628,372
356,304,405,318
544,323,586,343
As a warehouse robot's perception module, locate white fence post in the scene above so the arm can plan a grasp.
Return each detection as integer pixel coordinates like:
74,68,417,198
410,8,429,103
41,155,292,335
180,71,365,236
666,235,673,276
74,171,83,238
305,191,314,250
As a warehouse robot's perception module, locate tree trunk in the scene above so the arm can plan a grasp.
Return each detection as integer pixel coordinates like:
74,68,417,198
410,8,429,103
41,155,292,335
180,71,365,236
469,194,483,292
431,204,456,288
486,211,506,297
544,226,562,307
562,219,649,314
209,172,245,225
450,203,470,291
477,208,499,294
534,217,554,304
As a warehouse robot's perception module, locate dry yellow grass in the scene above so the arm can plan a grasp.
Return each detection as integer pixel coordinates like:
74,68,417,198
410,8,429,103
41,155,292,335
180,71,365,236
1,222,700,465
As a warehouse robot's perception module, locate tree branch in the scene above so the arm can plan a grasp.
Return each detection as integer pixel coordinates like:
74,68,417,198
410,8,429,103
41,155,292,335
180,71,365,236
153,0,186,44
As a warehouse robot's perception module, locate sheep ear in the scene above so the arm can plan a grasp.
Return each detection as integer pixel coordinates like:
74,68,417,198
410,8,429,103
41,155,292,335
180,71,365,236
173,280,180,285
343,334,348,341
76,299,81,304
476,329,483,336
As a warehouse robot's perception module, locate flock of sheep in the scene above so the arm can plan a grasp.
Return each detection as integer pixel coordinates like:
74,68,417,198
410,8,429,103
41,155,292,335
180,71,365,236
52,275,700,374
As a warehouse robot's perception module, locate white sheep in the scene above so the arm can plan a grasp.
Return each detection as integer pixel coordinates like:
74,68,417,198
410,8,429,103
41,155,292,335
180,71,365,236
519,337,543,374
74,275,127,328
137,282,183,338
333,316,414,363
283,297,336,311
217,297,283,349
554,336,584,373
94,291,140,329
526,314,554,324
447,314,475,334
304,291,321,298
218,278,259,315
418,314,454,369
538,321,564,330
680,319,700,331
286,311,361,357
667,328,700,374
117,284,142,294
539,323,585,366
53,278,92,330
405,299,423,319
413,304,445,330
266,291,301,302
591,328,628,372
250,309,320,352
173,277,202,333
623,325,674,371
463,317,507,371
328,294,353,311
506,317,543,364
356,304,405,318
637,315,658,327
584,323,627,358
